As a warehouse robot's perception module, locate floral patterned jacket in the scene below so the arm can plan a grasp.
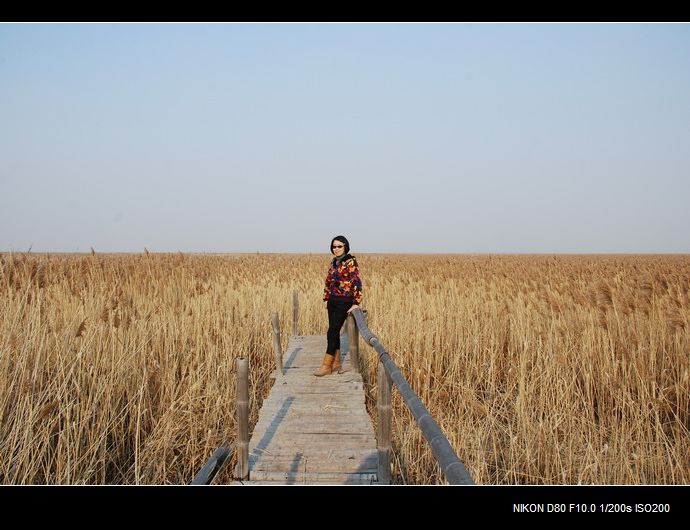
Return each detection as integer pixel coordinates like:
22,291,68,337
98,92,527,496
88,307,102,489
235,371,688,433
323,254,363,305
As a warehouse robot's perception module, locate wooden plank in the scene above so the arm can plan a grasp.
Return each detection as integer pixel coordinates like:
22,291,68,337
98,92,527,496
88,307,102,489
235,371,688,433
268,378,363,384
249,451,378,461
248,470,378,483
250,437,376,446
254,407,367,414
253,430,374,437
253,409,369,416
249,461,378,471
253,412,369,419
252,417,375,426
256,405,365,412
269,377,363,383
259,393,362,398
274,382,364,391
257,404,372,411
249,447,377,456
232,479,380,485
260,382,364,391
256,436,375,444
258,397,368,404
252,430,374,439
250,449,377,458
259,390,364,397
263,438,375,448
250,459,378,473
248,436,376,448
252,423,374,432
252,418,371,425
253,405,369,414
253,410,371,418
260,388,364,394
249,433,375,441
249,429,376,438
252,413,370,421
259,392,365,399
258,396,366,403
253,409,373,416
263,388,364,393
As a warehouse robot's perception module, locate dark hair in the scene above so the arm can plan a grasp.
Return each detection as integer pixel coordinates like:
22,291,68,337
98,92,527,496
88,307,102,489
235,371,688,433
330,235,350,255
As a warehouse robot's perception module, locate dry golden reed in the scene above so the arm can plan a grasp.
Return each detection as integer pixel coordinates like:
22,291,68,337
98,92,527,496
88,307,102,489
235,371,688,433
0,252,688,484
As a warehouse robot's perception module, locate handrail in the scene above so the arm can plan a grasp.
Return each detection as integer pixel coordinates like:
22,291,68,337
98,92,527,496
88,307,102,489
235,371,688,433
350,307,475,485
191,444,234,485
191,357,249,484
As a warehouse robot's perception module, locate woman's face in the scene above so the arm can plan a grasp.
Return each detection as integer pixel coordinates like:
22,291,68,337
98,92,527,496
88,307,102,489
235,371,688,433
331,240,346,257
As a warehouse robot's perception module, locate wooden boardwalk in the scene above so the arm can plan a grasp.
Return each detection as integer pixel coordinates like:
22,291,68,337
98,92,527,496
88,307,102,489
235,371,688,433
233,332,378,485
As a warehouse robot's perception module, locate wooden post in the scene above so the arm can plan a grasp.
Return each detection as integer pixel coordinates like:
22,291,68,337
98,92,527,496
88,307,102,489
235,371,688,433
346,314,360,373
234,357,249,480
377,361,392,485
271,312,283,375
292,290,298,336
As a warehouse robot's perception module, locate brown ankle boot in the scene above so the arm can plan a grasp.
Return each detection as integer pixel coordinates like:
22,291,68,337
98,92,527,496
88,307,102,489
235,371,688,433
313,354,334,377
332,349,342,374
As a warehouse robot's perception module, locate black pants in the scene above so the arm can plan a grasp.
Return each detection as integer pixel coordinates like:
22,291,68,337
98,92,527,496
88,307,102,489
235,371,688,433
326,299,353,355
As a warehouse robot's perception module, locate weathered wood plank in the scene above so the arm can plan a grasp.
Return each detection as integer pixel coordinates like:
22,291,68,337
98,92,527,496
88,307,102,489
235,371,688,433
249,435,376,447
253,413,369,420
250,447,376,455
249,445,377,455
253,406,369,416
250,452,376,459
250,449,377,458
248,470,378,483
250,460,378,473
252,420,374,428
255,416,373,423
253,420,373,429
233,474,379,485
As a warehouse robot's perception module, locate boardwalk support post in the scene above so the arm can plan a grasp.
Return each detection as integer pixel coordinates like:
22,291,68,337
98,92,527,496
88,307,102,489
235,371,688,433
271,312,283,375
377,361,392,484
292,290,298,336
346,313,360,373
234,356,249,480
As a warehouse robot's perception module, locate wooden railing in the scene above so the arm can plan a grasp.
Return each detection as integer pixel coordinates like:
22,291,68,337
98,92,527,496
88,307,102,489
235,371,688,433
348,306,475,485
190,356,248,485
192,290,474,485
191,444,234,485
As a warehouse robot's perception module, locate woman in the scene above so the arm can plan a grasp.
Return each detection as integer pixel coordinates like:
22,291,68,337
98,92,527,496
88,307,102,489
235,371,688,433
314,235,363,377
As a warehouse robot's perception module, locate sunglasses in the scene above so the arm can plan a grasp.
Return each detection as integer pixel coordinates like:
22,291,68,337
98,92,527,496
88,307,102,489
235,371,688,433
332,244,344,249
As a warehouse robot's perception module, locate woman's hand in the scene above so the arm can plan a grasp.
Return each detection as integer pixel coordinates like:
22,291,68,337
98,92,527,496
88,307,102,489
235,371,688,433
347,304,360,314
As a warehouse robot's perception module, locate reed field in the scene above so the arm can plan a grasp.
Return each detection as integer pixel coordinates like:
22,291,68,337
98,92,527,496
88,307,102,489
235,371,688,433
0,252,688,484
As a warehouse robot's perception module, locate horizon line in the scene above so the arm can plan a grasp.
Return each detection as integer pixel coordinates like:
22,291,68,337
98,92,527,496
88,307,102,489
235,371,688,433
2,250,689,256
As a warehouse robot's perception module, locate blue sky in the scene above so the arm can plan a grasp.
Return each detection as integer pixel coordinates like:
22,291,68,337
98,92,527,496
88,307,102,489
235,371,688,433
1,23,689,253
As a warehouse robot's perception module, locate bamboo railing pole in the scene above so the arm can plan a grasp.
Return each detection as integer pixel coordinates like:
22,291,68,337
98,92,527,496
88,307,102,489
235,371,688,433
346,314,360,373
292,290,298,336
271,312,283,375
377,360,392,485
234,357,249,480
350,307,474,484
